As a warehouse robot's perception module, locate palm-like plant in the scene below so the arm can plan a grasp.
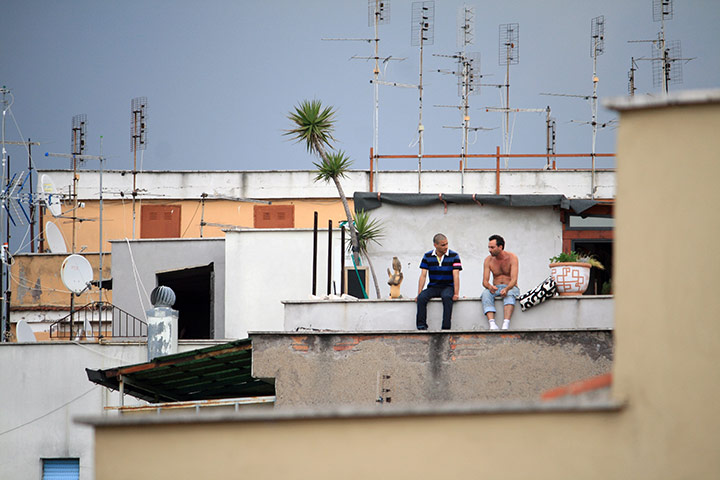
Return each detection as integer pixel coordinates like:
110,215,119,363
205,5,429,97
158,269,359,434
351,209,385,299
286,100,361,267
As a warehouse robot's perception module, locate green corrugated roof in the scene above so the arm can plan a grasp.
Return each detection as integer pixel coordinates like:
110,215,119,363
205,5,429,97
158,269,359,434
86,338,274,403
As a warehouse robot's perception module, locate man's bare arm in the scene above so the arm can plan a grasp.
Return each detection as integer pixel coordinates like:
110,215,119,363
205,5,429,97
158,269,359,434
499,254,519,296
483,257,497,293
417,269,428,298
452,269,460,300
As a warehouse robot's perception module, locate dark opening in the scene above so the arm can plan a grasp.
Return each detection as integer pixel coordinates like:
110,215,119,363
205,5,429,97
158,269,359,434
572,240,613,295
156,263,214,339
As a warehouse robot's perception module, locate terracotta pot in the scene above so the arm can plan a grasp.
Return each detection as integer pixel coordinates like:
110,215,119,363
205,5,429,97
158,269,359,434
549,262,591,296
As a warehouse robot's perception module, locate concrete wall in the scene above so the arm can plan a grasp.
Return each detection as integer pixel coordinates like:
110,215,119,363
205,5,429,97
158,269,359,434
110,238,226,338
283,296,613,331
42,169,614,201
251,330,612,407
225,204,564,338
224,229,343,339
0,340,225,480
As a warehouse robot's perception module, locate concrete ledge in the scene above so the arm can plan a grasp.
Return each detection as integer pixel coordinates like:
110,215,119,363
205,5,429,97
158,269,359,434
283,296,613,331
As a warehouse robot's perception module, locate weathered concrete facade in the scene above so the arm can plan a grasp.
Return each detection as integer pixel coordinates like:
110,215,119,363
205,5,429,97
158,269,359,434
251,330,612,407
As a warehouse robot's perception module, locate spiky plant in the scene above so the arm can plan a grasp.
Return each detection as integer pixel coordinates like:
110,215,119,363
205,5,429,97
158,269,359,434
350,209,385,298
286,100,360,264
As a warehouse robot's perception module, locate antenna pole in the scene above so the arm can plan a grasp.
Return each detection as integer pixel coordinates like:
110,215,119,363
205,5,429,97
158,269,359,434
28,138,35,252
1,87,8,340
412,1,434,193
97,137,104,338
130,97,148,239
373,0,381,175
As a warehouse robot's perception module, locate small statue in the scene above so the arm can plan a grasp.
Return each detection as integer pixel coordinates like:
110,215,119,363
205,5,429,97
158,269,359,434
387,256,404,299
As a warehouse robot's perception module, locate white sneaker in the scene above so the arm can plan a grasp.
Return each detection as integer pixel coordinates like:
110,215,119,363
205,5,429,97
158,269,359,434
489,321,499,330
501,320,510,330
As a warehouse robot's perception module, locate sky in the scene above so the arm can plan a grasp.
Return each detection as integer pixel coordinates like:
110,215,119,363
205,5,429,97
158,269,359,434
1,0,719,175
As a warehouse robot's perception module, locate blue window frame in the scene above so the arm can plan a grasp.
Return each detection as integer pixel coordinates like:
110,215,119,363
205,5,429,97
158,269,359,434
42,458,79,480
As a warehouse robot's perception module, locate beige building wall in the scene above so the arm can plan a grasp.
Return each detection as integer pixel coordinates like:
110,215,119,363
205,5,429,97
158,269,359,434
85,91,720,479
42,198,351,252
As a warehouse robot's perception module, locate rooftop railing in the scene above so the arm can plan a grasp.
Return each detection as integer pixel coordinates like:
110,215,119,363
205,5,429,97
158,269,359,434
49,301,147,340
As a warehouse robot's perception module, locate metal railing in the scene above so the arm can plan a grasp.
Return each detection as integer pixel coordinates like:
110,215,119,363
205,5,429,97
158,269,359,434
49,301,147,340
368,147,616,194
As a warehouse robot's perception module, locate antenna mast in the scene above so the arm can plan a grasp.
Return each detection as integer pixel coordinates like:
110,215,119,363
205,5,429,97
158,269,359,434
130,97,147,239
435,5,490,192
498,23,519,156
629,0,693,94
411,0,434,193
70,114,86,253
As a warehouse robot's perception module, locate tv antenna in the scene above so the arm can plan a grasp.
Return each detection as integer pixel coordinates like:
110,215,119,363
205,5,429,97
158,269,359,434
628,57,639,96
541,16,615,198
434,6,495,191
497,23,519,156
411,0,434,193
629,0,694,94
130,96,147,239
323,1,405,177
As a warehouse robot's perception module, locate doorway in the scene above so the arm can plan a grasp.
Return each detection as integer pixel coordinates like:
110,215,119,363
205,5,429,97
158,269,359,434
156,263,214,339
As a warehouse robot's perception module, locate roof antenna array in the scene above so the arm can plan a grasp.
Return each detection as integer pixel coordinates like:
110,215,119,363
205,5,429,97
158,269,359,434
411,0,434,193
629,0,694,94
130,97,147,239
435,5,493,193
541,15,615,198
322,1,405,180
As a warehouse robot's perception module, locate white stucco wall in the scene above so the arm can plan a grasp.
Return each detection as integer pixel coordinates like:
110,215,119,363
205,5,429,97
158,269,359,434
361,202,563,299
224,229,343,339
224,204,562,338
41,169,614,200
0,341,223,480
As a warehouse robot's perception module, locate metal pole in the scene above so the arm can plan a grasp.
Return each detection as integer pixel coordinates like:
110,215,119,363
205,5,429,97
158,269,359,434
4,154,9,338
98,147,104,338
28,139,35,252
340,226,345,294
1,88,7,340
312,212,318,296
327,219,332,295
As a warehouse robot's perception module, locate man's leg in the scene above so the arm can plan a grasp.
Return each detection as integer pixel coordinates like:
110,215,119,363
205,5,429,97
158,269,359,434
481,288,498,329
416,288,434,330
440,286,454,330
501,286,520,330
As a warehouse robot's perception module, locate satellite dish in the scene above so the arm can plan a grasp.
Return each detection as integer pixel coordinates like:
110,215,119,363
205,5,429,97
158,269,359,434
45,222,67,253
39,174,62,217
15,320,37,342
61,254,93,295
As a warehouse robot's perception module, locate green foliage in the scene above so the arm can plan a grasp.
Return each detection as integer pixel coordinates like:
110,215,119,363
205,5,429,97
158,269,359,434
313,151,352,183
601,280,613,295
284,99,336,155
549,251,605,270
349,209,384,254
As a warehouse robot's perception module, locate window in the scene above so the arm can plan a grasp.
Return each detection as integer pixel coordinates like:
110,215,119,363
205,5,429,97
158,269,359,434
141,205,182,238
562,204,614,295
253,205,294,228
43,458,79,480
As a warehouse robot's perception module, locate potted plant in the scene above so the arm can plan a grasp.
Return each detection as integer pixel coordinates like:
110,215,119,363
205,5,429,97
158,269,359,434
549,251,605,296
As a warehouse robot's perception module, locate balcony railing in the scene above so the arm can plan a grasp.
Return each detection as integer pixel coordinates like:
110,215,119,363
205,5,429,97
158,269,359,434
49,301,147,340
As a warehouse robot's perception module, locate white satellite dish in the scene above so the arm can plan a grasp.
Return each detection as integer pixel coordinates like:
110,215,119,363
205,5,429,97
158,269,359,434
38,173,62,217
61,254,93,295
15,320,37,342
45,222,67,253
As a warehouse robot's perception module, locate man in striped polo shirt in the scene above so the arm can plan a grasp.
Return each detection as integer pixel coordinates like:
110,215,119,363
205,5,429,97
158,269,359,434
415,233,462,330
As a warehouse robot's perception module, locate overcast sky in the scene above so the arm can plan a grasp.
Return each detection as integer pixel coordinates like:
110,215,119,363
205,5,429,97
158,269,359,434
2,0,719,174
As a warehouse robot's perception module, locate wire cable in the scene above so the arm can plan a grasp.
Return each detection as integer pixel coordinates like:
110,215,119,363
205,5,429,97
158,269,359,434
0,386,98,437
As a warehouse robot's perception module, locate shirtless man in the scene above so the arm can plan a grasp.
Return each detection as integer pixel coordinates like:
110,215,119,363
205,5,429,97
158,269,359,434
481,234,519,330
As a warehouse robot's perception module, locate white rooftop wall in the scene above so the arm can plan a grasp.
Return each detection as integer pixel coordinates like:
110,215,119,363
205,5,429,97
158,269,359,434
40,169,614,200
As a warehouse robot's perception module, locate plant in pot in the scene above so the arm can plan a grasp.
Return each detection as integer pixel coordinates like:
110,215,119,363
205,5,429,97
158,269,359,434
549,251,605,296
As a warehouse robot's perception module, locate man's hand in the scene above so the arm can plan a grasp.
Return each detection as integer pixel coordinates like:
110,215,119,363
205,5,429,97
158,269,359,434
452,294,459,301
489,285,499,294
499,287,508,297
